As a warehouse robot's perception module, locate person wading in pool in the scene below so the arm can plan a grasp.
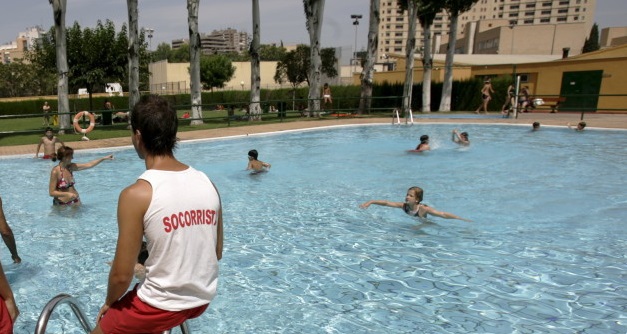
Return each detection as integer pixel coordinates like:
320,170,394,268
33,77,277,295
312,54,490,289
92,95,223,334
451,129,470,146
414,135,431,152
246,149,271,173
49,146,114,206
0,259,19,332
35,127,65,160
360,186,472,222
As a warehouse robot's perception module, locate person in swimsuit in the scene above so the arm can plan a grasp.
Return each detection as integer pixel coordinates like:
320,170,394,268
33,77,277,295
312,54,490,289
322,83,332,109
451,129,470,146
35,127,64,160
568,121,586,131
414,135,430,152
475,78,494,114
246,149,271,173
360,186,471,222
48,146,114,206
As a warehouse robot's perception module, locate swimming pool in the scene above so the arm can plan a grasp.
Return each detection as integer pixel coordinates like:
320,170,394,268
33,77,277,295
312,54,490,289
1,123,626,333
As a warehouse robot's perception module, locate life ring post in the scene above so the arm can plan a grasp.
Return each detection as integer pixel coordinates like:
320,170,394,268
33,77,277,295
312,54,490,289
73,111,95,141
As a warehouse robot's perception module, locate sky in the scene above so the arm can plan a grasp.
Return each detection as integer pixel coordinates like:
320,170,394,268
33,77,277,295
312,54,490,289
0,0,624,54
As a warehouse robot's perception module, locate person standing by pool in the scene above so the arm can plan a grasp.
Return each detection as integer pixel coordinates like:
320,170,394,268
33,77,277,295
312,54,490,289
322,83,332,107
414,135,431,152
475,78,494,114
91,95,223,334
42,101,51,127
48,146,114,206
247,149,271,172
0,196,21,264
35,127,65,160
360,186,471,222
452,129,470,146
0,260,19,332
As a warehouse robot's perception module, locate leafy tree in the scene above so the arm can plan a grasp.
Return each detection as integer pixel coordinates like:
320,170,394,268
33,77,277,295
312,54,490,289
274,44,336,110
582,23,600,53
48,0,70,133
259,44,286,61
171,43,191,63
274,44,337,87
397,0,420,116
199,54,235,91
152,42,172,62
128,0,141,111
250,0,262,120
0,60,53,98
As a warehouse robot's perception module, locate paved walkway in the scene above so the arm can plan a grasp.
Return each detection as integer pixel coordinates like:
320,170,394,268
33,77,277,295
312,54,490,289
2,112,625,157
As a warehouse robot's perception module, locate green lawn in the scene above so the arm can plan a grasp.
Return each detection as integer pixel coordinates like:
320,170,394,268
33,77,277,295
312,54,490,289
0,109,355,147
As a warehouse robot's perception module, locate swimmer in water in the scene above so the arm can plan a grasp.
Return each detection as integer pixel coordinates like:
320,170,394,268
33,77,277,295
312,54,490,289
246,149,271,173
360,186,472,222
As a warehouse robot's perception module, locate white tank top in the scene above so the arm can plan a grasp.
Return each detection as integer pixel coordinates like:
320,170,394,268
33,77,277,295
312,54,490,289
136,167,221,311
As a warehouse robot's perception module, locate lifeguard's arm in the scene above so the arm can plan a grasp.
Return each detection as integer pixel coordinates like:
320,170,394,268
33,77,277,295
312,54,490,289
0,262,19,322
73,155,114,171
97,180,148,322
422,206,472,222
360,200,404,209
213,182,223,261
0,198,20,263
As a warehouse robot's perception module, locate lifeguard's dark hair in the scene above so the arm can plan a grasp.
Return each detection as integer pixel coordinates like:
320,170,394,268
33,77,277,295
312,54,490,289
130,95,178,156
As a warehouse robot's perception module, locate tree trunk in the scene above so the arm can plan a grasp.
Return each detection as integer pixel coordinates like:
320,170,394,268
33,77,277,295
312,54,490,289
402,1,418,117
438,12,459,112
421,21,432,112
358,0,380,115
50,0,70,134
187,0,204,125
249,0,261,121
304,0,325,116
127,0,140,117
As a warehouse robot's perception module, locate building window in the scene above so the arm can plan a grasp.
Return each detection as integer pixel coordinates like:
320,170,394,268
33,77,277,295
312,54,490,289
525,11,534,16
540,18,550,23
542,2,552,7
574,16,579,20
541,10,551,15
509,13,519,17
557,16,567,22
524,19,534,24
526,3,536,8
558,9,568,13
558,1,569,5
510,5,519,9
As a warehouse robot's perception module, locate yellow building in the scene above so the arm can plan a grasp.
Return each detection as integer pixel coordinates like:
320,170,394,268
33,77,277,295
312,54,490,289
372,45,627,113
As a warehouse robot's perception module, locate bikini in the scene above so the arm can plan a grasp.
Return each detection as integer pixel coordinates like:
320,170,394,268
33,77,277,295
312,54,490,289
403,203,427,218
54,165,79,205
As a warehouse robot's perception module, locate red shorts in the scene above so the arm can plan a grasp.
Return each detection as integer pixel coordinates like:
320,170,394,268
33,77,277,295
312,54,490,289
42,155,52,159
0,299,14,333
99,286,208,334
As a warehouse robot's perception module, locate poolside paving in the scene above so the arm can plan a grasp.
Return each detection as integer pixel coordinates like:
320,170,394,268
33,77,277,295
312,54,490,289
1,112,625,157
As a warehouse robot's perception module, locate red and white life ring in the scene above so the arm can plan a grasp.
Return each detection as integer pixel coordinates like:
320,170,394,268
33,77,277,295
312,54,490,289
73,111,95,134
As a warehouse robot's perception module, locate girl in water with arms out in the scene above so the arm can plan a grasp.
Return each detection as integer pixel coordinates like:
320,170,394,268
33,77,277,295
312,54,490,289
48,146,114,206
360,186,471,222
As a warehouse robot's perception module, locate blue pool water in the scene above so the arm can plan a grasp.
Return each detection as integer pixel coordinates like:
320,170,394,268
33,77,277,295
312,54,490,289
1,123,626,333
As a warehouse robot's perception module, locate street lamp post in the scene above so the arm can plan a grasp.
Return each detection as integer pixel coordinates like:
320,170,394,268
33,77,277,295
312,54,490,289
146,28,154,51
351,14,362,75
240,81,245,90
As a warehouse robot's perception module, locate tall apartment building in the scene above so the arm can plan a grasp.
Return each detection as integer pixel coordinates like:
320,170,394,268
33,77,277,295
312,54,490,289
172,28,249,55
0,26,44,64
377,0,596,62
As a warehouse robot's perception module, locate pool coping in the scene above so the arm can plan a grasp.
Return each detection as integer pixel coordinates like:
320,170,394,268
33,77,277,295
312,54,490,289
2,112,626,157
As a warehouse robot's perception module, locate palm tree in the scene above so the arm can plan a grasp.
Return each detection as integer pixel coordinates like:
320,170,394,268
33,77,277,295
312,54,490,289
438,0,478,112
127,0,140,114
303,0,325,116
398,0,419,118
358,0,380,115
187,0,203,125
418,0,443,112
48,0,70,133
249,0,261,121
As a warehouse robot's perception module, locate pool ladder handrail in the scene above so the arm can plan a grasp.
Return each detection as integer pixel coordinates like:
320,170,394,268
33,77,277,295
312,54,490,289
34,293,191,334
